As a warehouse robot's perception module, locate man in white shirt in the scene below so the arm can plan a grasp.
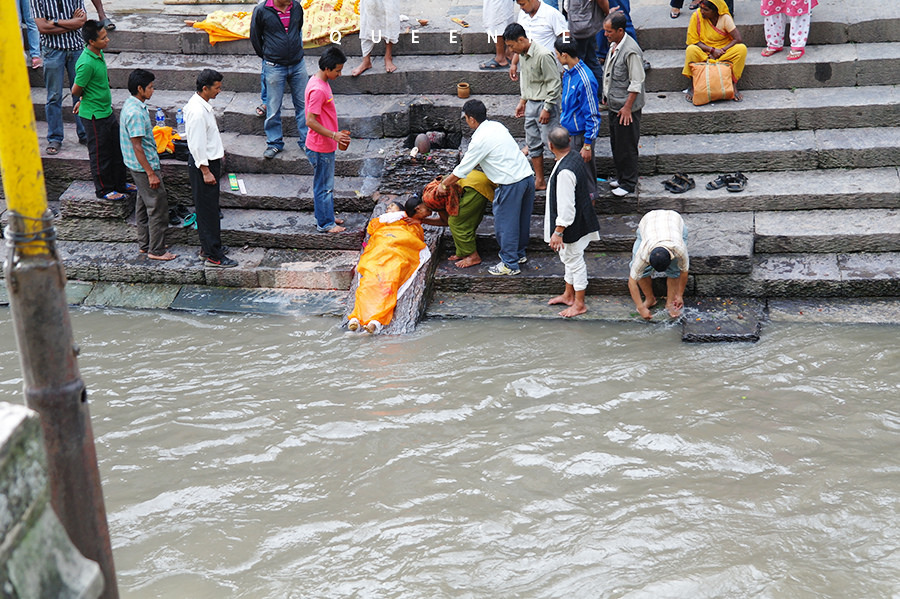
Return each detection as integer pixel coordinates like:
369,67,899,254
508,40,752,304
439,99,535,276
509,0,569,81
545,127,600,317
628,209,689,319
183,68,237,268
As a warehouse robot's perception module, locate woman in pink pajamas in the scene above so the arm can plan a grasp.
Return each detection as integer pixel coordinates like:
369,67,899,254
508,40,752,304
760,0,817,60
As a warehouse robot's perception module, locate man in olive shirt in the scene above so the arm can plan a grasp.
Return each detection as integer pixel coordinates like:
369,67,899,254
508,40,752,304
504,21,561,191
72,19,130,199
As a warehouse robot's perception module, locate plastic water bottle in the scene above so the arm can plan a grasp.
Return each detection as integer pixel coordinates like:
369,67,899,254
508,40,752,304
155,107,165,127
176,108,185,137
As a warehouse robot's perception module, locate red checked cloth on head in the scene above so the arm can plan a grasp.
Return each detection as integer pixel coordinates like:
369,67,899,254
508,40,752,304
422,177,461,216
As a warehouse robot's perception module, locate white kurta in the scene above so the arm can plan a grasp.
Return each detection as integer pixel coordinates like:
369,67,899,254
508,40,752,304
359,0,401,56
483,0,517,36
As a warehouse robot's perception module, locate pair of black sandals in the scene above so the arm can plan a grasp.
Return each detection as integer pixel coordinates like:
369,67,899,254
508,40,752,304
706,171,748,192
662,171,748,193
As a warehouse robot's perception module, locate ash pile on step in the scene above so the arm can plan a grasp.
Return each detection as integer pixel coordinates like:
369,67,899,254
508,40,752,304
380,132,462,195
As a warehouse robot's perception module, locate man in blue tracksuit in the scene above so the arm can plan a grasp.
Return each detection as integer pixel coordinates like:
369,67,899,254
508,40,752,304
554,36,601,193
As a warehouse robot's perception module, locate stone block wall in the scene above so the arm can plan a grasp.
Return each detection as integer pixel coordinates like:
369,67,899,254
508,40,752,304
0,402,104,599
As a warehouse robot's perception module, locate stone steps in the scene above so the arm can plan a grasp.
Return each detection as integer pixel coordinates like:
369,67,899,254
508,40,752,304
754,209,900,253
37,120,900,189
29,43,900,96
32,85,900,140
102,7,898,56
431,250,900,300
56,185,369,250
29,240,359,290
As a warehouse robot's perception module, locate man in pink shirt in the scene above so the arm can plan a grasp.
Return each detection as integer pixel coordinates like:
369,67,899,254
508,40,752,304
304,46,350,233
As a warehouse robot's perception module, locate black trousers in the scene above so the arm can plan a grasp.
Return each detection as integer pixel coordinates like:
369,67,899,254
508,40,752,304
608,109,641,193
83,114,128,198
574,35,604,97
188,156,224,260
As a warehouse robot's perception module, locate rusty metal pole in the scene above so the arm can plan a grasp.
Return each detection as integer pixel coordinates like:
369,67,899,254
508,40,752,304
0,4,118,597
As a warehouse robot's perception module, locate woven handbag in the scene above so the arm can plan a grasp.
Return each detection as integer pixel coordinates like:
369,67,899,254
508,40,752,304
690,61,735,106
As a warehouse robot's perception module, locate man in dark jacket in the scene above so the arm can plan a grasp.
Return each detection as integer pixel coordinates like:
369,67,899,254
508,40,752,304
250,0,308,159
545,127,600,317
566,0,608,89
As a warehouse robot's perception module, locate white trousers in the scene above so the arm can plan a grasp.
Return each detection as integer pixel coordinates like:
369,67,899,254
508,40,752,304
559,234,592,292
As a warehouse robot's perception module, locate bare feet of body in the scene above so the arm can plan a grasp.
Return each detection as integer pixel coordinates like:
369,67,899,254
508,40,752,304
448,254,460,261
637,296,657,320
351,56,372,77
454,253,481,268
334,217,345,225
325,225,346,233
384,57,397,73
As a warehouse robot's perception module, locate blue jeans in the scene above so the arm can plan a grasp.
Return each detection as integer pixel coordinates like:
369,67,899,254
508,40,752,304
597,0,637,60
260,59,266,104
492,175,535,269
17,0,40,59
307,150,337,231
43,47,86,144
263,60,309,150
543,0,558,8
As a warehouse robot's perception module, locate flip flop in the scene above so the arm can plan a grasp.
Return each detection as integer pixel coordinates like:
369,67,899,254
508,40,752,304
98,18,116,31
479,58,508,70
46,141,61,155
733,91,744,102
255,104,266,118
670,8,680,18
787,48,805,61
102,191,126,201
761,47,783,57
124,183,137,193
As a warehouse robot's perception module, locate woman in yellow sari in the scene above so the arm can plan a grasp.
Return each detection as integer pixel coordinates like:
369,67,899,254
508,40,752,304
682,0,747,101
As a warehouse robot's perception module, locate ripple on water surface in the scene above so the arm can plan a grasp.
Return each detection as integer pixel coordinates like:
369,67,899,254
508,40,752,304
0,309,898,598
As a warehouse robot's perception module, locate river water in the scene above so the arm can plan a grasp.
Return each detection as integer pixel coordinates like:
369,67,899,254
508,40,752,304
1,309,899,598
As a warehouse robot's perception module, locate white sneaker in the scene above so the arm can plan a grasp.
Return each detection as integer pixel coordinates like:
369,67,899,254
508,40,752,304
611,187,630,197
488,262,520,275
608,178,620,188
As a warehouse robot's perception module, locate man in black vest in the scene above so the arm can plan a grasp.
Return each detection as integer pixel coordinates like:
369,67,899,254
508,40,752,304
545,127,601,317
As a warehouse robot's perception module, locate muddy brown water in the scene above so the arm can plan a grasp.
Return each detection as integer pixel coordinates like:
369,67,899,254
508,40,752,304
1,309,898,598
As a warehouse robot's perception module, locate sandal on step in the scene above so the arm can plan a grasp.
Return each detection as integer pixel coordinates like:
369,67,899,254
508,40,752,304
255,104,266,118
479,58,508,70
667,176,695,194
670,8,680,18
706,174,730,190
761,47,783,57
98,17,116,31
46,141,61,155
663,173,693,191
726,172,747,193
787,48,805,61
102,191,126,201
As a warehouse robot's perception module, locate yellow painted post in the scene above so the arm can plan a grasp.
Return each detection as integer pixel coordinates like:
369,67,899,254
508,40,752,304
0,0,47,253
1,5,119,598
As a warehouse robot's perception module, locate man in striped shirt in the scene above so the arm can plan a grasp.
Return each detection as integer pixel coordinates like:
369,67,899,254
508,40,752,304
31,0,87,154
628,210,690,319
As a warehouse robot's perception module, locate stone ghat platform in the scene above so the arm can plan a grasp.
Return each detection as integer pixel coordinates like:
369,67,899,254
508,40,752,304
11,0,900,339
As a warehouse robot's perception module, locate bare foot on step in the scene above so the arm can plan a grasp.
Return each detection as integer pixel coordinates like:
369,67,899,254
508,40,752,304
351,57,372,77
454,254,481,268
548,293,574,306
